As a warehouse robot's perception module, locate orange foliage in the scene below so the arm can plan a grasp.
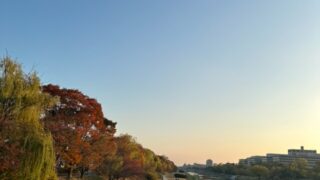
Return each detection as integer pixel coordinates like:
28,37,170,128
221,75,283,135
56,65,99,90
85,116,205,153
42,84,116,174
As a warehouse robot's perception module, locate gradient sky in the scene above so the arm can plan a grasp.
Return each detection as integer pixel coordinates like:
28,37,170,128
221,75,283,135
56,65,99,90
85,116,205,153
1,0,320,165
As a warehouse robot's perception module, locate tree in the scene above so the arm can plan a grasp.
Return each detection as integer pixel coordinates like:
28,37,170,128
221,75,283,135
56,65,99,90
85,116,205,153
0,57,57,179
155,155,176,173
42,84,116,179
312,161,320,179
288,158,309,178
250,165,269,180
142,148,158,179
96,134,176,180
114,134,144,179
96,152,123,180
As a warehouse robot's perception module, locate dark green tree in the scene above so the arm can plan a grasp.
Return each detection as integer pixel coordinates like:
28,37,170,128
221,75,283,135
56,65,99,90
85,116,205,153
250,165,269,179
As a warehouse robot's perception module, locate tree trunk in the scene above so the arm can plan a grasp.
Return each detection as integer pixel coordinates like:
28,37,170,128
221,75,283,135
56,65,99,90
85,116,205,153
67,167,73,180
80,167,85,179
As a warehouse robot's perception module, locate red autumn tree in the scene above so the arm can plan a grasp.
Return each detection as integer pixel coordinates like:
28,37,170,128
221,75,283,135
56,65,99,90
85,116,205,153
42,84,116,179
0,105,21,176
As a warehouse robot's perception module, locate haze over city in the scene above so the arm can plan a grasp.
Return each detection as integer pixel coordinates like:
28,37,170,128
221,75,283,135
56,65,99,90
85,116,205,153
2,0,320,166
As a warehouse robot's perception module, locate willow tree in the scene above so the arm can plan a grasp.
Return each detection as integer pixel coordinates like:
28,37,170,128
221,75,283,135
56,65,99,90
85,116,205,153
0,57,57,179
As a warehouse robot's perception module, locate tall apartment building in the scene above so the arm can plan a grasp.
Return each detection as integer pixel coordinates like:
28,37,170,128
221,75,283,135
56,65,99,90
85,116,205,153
239,146,320,168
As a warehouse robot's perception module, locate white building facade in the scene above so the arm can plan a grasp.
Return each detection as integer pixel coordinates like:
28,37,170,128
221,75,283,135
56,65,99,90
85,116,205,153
239,146,320,168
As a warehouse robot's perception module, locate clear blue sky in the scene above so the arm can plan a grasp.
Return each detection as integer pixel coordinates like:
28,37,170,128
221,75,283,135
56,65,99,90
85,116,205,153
2,0,320,165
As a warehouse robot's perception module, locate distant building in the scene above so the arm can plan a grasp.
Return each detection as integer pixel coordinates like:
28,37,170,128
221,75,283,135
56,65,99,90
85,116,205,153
182,162,207,169
192,163,206,168
239,146,320,168
206,159,213,167
239,156,267,165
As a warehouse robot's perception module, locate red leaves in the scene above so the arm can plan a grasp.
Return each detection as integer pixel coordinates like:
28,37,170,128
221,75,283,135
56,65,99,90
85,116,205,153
41,84,176,178
0,136,22,174
0,117,22,176
42,84,116,171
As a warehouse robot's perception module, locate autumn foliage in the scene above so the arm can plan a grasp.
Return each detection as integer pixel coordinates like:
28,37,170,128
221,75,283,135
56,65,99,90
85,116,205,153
42,85,176,179
42,84,117,178
97,134,176,180
0,58,176,180
0,58,57,180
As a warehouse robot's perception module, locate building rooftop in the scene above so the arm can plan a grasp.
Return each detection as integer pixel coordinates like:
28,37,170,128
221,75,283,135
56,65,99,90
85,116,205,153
240,146,320,168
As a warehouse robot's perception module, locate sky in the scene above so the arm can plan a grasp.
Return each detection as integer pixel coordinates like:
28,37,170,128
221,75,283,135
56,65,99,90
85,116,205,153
1,0,320,165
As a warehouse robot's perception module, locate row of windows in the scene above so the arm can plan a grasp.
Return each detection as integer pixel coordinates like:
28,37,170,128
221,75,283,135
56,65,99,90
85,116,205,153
240,155,320,167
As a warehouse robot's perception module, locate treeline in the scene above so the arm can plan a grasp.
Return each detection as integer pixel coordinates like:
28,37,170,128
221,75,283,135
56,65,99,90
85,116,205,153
0,57,176,180
207,159,320,180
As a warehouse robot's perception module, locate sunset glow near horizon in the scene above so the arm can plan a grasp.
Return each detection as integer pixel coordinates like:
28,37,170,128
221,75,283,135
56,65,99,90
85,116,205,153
2,0,320,165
